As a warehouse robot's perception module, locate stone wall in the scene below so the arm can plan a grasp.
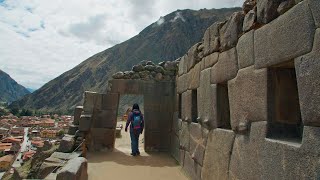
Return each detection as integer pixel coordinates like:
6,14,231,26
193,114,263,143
174,0,320,179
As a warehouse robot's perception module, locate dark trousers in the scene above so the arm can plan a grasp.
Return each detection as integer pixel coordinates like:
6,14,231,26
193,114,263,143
130,129,140,154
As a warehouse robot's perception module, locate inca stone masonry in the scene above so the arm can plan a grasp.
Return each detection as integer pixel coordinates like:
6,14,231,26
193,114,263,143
62,0,320,179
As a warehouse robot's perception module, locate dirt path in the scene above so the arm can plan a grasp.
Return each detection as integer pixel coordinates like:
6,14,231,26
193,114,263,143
87,121,187,180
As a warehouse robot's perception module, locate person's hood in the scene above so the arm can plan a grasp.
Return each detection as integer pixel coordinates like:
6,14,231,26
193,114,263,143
132,109,140,114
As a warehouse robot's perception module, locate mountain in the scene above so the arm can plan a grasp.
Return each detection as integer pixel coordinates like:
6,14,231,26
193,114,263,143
12,7,241,113
0,70,30,103
26,88,36,93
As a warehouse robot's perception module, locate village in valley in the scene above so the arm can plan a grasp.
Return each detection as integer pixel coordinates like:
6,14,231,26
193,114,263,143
0,113,72,177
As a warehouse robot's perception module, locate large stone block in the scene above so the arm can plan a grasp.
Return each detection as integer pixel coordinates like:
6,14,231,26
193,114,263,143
101,93,119,110
203,22,223,56
308,0,320,28
236,30,254,69
73,106,83,125
254,1,315,68
178,55,187,76
201,129,235,180
183,152,202,180
90,128,115,150
58,135,75,153
220,12,245,51
170,134,180,163
211,48,239,84
204,52,219,69
79,114,92,132
181,90,192,122
257,0,282,24
179,121,190,151
187,43,201,72
192,144,205,166
172,116,182,136
198,69,218,129
228,66,268,132
243,9,256,32
188,63,201,90
56,157,88,180
92,109,117,129
176,73,189,94
83,91,102,113
229,121,320,180
295,29,320,126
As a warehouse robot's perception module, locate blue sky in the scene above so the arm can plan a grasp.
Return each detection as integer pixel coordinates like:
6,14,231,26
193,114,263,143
0,0,242,89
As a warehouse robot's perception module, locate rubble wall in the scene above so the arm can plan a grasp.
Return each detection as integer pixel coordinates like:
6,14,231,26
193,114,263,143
175,0,320,179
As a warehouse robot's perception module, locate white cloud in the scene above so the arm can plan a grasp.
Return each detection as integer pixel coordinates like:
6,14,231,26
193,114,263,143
0,0,242,89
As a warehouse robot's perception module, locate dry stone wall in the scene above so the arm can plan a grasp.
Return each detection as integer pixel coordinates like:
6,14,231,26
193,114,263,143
174,0,320,179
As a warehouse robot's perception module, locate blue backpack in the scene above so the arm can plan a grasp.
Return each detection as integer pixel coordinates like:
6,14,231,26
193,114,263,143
132,112,142,130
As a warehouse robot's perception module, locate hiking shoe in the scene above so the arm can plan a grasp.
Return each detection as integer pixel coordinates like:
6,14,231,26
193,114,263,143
131,153,136,156
137,151,140,155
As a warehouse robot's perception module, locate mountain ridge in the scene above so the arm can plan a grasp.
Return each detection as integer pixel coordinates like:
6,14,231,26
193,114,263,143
0,69,30,103
11,7,241,113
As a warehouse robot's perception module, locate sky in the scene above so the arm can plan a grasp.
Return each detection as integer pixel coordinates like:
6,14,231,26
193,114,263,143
0,0,242,89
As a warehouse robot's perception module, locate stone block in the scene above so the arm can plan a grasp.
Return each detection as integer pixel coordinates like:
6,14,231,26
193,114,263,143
170,134,180,163
92,109,117,129
254,1,315,68
220,12,245,51
90,128,115,150
204,52,219,69
192,144,205,166
188,63,201,90
203,22,222,56
73,106,83,125
68,125,79,135
257,0,282,24
243,9,256,32
177,73,189,94
295,29,320,126
308,0,320,28
181,90,192,122
237,30,254,69
79,114,92,131
172,116,182,136
198,69,218,129
179,121,190,151
187,43,201,72
56,157,88,180
180,149,185,166
83,91,102,113
228,66,268,132
201,129,235,180
101,93,119,110
178,55,186,76
211,48,239,84
58,135,75,153
183,152,202,180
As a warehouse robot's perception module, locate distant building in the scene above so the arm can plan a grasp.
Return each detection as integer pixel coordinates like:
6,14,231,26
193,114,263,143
0,143,12,155
1,137,21,144
11,127,24,136
0,155,14,171
40,119,55,127
31,140,44,148
22,151,36,161
40,130,57,138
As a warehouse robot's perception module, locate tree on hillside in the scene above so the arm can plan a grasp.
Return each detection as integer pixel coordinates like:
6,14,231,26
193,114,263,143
9,103,20,115
20,109,33,116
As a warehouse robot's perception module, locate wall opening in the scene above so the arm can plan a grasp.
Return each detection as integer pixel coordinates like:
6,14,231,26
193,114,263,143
192,90,198,123
178,93,182,119
217,83,231,130
266,61,303,143
115,94,145,151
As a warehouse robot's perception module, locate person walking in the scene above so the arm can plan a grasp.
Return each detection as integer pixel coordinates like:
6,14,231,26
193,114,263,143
125,103,144,156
